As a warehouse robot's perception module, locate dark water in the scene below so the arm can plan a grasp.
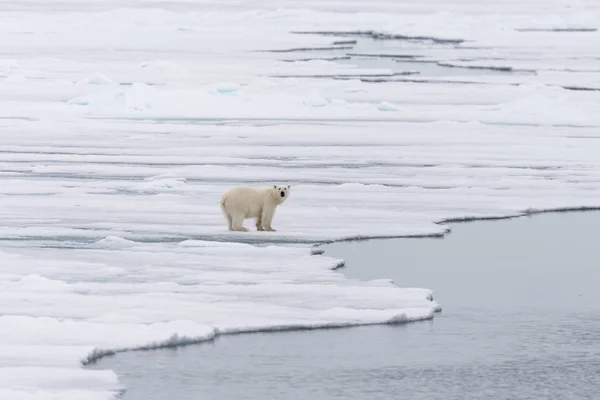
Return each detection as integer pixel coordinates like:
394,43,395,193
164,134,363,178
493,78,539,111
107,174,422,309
283,35,530,80
89,211,600,400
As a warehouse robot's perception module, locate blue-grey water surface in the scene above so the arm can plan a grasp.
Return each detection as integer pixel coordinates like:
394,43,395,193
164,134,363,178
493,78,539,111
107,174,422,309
89,211,600,400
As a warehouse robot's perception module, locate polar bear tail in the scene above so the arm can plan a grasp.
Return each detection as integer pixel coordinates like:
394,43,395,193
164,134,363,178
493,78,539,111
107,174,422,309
220,197,227,215
220,197,233,230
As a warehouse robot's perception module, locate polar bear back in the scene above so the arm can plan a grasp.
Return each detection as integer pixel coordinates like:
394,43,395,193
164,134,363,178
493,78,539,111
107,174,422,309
221,186,276,219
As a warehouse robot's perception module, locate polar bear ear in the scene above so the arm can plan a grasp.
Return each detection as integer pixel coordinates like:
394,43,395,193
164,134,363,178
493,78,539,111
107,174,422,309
273,185,277,189
287,185,290,189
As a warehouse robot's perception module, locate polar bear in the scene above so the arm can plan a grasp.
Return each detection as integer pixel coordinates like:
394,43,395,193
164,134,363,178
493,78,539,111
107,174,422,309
220,185,290,232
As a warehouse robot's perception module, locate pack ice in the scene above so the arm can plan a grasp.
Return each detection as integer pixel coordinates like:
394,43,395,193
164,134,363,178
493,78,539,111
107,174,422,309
1,0,600,399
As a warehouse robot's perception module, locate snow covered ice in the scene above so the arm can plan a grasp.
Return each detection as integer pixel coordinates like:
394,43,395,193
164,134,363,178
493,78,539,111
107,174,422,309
1,0,600,398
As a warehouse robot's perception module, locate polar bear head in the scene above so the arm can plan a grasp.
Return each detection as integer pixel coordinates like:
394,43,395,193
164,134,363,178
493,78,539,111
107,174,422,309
270,184,291,204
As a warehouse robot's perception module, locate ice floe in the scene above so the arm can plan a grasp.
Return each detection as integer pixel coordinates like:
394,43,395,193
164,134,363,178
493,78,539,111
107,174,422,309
1,0,600,399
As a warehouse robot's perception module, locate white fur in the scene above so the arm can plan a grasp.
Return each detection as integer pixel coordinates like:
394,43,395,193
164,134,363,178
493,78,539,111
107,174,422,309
220,185,290,232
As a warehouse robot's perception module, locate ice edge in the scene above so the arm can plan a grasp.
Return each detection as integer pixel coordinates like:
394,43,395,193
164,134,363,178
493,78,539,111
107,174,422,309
80,205,598,365
81,311,438,366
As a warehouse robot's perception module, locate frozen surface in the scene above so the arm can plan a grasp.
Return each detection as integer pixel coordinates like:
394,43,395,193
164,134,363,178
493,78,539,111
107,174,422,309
1,0,600,399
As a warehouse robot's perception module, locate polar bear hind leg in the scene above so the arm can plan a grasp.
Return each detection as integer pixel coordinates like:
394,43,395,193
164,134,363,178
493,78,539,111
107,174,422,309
221,198,247,231
230,212,249,232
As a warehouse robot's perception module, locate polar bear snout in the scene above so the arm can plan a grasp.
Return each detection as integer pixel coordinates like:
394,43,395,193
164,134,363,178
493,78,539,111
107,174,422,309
280,191,286,198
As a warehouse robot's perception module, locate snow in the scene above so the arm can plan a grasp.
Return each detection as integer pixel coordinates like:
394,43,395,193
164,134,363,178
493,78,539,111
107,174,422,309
1,0,600,399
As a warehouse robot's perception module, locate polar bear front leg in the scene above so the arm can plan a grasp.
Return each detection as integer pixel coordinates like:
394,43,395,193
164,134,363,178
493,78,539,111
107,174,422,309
256,213,264,231
261,205,277,232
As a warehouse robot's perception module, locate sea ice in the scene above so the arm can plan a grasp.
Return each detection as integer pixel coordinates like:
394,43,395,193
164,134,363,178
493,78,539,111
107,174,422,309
377,101,400,111
1,0,600,399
